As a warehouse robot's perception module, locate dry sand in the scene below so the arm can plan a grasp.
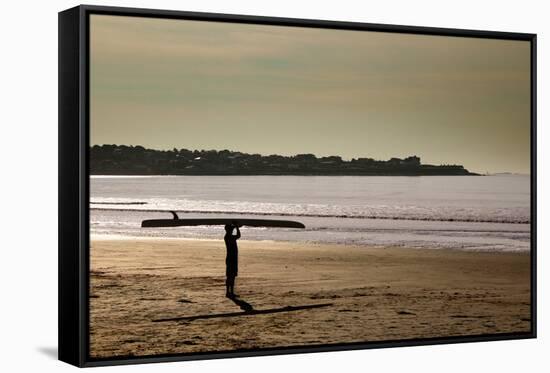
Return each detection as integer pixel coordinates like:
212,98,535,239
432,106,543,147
89,238,531,358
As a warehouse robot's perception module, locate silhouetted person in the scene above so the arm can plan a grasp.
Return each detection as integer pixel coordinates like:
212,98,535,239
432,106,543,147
224,223,240,297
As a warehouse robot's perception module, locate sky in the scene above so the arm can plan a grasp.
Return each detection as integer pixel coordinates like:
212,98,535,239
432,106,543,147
90,15,531,174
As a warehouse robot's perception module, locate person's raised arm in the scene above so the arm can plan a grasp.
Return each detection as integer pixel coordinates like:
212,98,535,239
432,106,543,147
235,225,241,239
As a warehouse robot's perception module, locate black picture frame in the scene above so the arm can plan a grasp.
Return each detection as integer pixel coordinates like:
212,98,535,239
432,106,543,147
58,4,537,367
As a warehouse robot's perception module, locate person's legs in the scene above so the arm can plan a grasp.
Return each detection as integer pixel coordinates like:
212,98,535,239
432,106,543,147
226,277,231,297
226,276,235,297
230,276,236,296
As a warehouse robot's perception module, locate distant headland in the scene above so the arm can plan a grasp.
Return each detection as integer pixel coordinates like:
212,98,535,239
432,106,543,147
90,145,479,176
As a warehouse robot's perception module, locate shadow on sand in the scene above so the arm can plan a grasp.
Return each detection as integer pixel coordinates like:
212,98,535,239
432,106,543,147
227,294,255,312
153,295,333,323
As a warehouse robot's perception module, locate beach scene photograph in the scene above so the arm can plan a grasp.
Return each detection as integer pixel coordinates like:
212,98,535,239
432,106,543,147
88,15,532,359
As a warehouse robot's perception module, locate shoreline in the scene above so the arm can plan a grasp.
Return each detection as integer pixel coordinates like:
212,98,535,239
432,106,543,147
90,234,531,253
90,238,531,358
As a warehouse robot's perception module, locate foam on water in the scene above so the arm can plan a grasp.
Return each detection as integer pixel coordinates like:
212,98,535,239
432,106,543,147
90,175,531,252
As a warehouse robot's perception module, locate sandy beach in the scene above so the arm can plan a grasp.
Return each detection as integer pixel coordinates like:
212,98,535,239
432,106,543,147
89,238,531,358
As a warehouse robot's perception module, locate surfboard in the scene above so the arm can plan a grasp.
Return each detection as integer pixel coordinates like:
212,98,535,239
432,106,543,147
141,211,305,229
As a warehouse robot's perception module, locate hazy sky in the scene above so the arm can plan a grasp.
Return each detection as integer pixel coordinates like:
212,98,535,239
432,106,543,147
90,15,531,174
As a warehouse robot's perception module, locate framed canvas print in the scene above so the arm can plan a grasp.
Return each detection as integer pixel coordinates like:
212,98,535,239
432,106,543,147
58,5,537,367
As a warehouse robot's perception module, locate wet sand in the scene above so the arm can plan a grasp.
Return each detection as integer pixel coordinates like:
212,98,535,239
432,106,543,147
89,238,531,358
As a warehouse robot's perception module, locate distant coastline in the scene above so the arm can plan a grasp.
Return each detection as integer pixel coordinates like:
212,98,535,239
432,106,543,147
90,145,479,176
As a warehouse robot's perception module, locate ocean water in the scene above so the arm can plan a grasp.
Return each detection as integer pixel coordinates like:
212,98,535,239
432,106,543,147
90,175,531,252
